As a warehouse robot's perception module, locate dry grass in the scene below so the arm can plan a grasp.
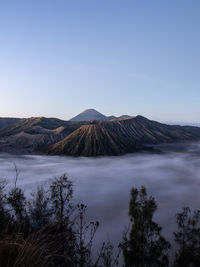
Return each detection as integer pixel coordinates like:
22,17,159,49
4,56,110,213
0,232,52,267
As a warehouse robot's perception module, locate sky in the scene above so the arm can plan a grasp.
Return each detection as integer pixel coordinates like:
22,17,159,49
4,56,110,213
0,0,199,123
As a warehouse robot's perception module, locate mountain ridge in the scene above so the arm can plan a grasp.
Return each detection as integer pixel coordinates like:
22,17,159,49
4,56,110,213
70,108,131,121
0,117,87,137
41,115,200,157
0,118,20,129
0,111,200,157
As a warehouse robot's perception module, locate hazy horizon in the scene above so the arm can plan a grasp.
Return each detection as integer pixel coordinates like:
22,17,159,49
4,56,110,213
0,108,200,125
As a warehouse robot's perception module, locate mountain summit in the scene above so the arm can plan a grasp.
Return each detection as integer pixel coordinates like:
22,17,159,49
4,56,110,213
70,109,108,121
70,109,131,121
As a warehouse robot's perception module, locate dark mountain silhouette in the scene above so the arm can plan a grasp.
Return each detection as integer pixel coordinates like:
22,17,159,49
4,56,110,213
0,118,20,129
70,109,131,121
70,109,108,121
0,114,200,156
107,115,117,120
41,116,200,157
118,115,131,119
0,117,86,137
0,117,87,153
41,123,143,156
0,126,67,154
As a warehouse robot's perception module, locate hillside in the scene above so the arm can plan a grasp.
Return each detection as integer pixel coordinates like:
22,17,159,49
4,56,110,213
42,124,143,156
0,117,86,137
0,126,68,154
103,116,200,144
41,116,200,157
0,114,200,157
0,117,87,154
0,118,20,129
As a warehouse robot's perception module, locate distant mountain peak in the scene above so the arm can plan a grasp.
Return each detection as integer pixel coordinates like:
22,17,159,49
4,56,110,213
70,108,107,121
70,109,133,122
82,108,99,112
80,108,103,115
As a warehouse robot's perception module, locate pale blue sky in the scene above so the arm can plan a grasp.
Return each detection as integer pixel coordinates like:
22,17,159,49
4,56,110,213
0,0,199,122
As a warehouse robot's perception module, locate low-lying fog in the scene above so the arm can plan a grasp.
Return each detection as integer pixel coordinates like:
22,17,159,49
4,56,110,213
1,142,200,255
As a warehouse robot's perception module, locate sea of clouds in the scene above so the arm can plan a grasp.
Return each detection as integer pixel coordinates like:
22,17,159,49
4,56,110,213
0,142,200,255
